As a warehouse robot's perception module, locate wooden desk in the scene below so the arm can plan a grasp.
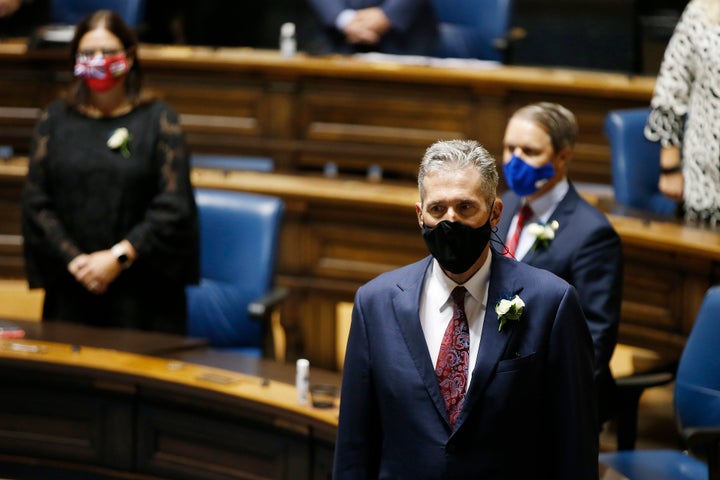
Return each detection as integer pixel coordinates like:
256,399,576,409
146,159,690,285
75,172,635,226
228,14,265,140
0,329,633,480
0,41,656,184
6,318,208,355
0,332,340,480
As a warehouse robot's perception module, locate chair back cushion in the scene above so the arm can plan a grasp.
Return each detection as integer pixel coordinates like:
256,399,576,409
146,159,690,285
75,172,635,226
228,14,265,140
51,0,146,27
186,188,284,348
432,0,513,60
605,109,678,215
674,286,720,429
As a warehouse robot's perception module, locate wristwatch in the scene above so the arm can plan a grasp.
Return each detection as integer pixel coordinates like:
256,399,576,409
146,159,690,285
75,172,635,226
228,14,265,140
111,244,132,269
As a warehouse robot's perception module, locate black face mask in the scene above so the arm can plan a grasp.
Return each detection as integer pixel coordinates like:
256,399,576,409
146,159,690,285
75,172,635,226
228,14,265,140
421,219,492,274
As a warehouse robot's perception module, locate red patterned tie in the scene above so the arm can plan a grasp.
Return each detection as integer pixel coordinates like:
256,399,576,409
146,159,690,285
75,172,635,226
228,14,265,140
505,203,534,257
435,286,469,429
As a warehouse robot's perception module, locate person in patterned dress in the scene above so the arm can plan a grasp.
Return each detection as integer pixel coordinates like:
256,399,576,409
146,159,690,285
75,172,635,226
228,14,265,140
645,0,720,226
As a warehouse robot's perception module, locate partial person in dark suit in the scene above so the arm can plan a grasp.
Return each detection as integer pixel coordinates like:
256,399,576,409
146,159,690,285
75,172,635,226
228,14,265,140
496,102,623,426
0,0,49,37
333,139,598,479
305,0,439,55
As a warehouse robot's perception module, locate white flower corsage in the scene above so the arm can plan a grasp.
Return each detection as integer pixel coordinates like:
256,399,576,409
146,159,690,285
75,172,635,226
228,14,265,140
107,127,131,158
495,294,525,332
526,220,559,252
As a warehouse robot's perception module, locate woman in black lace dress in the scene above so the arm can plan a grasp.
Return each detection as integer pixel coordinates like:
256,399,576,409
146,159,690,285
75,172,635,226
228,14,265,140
22,10,199,334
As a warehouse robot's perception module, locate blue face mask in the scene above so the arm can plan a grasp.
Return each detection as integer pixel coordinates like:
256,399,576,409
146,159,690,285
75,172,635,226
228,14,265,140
503,154,555,197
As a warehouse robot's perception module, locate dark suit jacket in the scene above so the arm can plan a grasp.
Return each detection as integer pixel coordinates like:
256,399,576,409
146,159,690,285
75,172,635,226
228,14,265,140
496,183,623,422
305,0,439,55
333,251,599,479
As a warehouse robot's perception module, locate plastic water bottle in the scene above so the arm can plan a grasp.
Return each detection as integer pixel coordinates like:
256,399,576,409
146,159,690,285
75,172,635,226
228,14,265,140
296,358,309,404
280,22,296,58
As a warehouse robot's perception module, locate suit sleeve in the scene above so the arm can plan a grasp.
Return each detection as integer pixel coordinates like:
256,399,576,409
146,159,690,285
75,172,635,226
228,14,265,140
333,287,381,479
570,223,622,377
546,285,599,480
381,0,431,32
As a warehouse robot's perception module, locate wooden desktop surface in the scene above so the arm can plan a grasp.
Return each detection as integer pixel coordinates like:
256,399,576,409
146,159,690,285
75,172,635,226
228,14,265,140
0,325,629,480
0,324,340,480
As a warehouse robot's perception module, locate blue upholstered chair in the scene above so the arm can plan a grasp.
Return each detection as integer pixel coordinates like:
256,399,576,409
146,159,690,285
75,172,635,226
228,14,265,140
50,0,146,28
187,188,287,359
605,109,679,216
600,286,720,480
431,0,519,61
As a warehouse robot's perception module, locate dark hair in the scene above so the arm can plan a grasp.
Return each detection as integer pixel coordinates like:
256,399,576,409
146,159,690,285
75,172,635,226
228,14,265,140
65,10,149,107
511,102,578,153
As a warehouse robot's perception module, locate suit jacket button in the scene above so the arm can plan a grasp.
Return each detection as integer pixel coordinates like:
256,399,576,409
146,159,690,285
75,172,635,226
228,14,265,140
446,443,456,453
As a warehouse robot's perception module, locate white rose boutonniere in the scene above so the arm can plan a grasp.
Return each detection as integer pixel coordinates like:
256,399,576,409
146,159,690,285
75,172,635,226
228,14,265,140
495,294,525,332
526,220,559,252
107,127,131,158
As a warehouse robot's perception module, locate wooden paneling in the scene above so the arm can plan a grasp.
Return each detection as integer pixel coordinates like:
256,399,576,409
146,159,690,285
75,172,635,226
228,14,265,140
0,42,656,184
1,163,718,369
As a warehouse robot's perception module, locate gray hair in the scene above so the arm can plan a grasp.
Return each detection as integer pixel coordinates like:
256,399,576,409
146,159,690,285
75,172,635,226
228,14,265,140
418,140,498,207
511,102,578,153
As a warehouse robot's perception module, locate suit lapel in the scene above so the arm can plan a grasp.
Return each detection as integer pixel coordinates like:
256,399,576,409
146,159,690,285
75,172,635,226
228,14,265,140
523,184,579,264
457,252,523,428
391,257,450,422
496,192,521,241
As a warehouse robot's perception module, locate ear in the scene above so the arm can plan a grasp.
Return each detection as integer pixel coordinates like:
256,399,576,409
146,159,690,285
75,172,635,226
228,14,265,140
415,202,423,228
554,147,571,175
490,198,503,229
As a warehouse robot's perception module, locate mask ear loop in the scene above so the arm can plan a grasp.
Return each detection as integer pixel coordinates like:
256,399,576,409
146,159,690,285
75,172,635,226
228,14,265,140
490,228,516,260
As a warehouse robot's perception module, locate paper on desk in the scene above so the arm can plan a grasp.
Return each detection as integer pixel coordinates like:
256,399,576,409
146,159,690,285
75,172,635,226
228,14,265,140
353,52,501,70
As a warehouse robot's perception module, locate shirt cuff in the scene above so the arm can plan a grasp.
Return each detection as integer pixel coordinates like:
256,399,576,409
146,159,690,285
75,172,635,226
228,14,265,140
336,9,357,30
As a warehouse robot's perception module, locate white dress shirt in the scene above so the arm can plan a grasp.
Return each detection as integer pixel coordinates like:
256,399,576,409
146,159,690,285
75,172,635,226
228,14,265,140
507,178,569,260
419,255,491,390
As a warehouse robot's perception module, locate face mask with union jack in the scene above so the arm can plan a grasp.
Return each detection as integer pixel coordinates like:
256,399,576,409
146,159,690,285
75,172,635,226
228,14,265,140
74,54,128,92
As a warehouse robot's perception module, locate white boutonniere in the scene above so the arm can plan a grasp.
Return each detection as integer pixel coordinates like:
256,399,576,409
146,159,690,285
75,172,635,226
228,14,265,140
495,294,525,332
107,127,131,158
526,220,559,252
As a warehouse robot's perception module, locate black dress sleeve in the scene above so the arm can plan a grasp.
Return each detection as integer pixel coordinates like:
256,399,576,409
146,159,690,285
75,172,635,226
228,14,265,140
22,102,84,288
123,103,200,284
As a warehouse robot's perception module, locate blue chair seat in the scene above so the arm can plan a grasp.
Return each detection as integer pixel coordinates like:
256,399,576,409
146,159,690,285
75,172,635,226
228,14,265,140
51,0,146,27
600,450,707,480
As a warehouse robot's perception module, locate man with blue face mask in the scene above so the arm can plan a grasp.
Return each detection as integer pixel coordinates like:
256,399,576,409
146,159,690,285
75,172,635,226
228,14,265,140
496,102,623,428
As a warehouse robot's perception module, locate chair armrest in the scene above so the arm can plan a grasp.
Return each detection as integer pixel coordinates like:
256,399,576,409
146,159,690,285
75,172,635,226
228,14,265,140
248,286,289,321
615,371,675,391
683,427,720,480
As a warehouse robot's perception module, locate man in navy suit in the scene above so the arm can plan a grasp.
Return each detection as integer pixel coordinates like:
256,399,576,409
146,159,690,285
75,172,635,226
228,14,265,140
333,140,599,479
496,102,622,426
305,0,439,56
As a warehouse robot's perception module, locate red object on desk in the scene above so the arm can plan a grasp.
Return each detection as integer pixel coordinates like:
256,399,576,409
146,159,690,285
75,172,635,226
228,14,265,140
0,320,25,338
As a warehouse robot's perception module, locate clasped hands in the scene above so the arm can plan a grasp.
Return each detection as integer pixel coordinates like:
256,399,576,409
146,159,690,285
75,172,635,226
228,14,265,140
343,7,391,45
68,250,122,295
